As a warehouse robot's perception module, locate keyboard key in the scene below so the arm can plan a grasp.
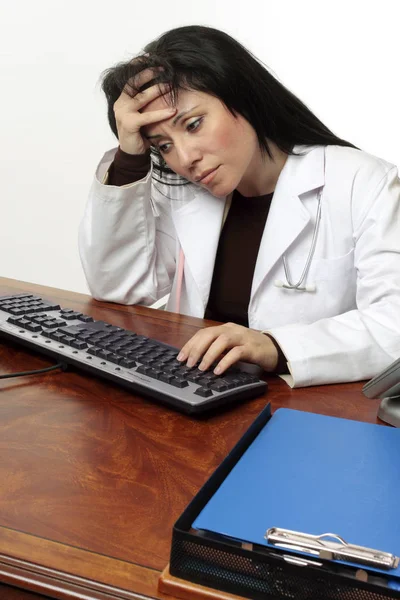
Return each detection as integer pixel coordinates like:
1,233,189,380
170,378,189,388
95,340,114,350
58,326,84,337
103,325,124,333
157,355,173,364
1,306,16,314
97,349,113,360
50,331,66,342
0,303,14,311
146,368,161,379
197,377,214,387
8,308,26,316
111,344,131,354
174,365,194,376
116,348,132,358
42,304,61,311
187,373,203,383
199,370,218,380
19,304,32,312
62,311,82,320
210,381,229,392
107,353,122,364
31,315,49,324
90,332,111,342
15,318,31,328
194,387,213,397
84,321,109,331
6,316,20,325
139,355,155,365
119,358,136,368
218,379,236,390
158,373,175,383
75,332,91,340
42,320,59,329
52,319,67,327
136,365,152,376
28,305,47,313
61,336,76,346
114,340,133,349
25,323,42,332
1,293,33,302
71,340,88,350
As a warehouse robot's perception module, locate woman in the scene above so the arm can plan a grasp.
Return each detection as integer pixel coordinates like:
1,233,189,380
79,25,400,388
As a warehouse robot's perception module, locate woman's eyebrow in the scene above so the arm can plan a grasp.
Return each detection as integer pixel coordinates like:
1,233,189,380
146,105,200,140
172,105,200,126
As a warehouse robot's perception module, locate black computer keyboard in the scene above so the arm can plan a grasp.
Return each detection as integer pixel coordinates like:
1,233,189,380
0,293,267,414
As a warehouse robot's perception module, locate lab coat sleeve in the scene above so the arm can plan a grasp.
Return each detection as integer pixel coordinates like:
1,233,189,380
79,150,176,305
267,165,400,387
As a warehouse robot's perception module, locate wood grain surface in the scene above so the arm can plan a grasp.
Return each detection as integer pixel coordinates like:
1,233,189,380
0,277,383,600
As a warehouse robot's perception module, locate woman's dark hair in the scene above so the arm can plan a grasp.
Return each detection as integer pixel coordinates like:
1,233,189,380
102,25,356,183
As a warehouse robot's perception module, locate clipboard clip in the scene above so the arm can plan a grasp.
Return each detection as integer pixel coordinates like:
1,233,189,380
265,527,399,570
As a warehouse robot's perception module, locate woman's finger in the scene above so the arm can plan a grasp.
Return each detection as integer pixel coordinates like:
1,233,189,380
137,106,177,128
197,332,237,371
214,346,245,375
178,327,225,367
136,84,173,112
122,66,164,96
120,81,171,110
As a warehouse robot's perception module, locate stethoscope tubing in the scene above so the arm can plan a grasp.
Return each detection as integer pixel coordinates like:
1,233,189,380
281,187,323,291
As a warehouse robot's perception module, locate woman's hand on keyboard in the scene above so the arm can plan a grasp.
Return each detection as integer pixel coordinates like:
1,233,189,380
176,323,279,375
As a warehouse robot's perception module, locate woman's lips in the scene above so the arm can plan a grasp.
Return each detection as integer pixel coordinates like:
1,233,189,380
198,166,219,185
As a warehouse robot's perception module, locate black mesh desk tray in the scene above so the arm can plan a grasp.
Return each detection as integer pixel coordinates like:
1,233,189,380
170,404,400,600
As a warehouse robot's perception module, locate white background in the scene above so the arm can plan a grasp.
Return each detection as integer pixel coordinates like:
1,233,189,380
1,0,399,294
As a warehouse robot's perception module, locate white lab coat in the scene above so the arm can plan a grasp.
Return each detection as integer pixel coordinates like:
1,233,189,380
79,144,400,387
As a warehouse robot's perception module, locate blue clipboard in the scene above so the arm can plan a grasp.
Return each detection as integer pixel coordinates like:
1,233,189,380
193,409,400,581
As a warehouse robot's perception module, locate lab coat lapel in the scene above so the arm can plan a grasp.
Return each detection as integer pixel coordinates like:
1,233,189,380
251,146,326,298
172,187,226,309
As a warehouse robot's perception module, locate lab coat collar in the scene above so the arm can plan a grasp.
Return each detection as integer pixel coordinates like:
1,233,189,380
288,145,325,195
251,145,326,298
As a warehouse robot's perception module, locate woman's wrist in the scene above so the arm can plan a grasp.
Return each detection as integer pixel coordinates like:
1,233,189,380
107,148,151,186
261,333,289,374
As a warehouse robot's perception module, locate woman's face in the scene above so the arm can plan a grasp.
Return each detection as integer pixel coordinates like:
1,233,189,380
142,89,260,198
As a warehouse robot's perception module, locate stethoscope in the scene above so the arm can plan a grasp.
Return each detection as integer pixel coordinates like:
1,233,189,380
274,187,322,293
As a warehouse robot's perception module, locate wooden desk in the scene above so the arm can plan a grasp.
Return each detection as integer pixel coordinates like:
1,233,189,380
0,277,383,600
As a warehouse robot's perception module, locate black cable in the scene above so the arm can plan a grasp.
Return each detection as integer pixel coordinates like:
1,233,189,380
0,362,67,380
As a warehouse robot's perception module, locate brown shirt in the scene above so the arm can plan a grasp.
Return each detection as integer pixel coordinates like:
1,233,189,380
107,147,151,185
205,190,273,326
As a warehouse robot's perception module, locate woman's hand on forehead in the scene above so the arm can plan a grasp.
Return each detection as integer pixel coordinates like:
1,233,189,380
113,65,176,155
